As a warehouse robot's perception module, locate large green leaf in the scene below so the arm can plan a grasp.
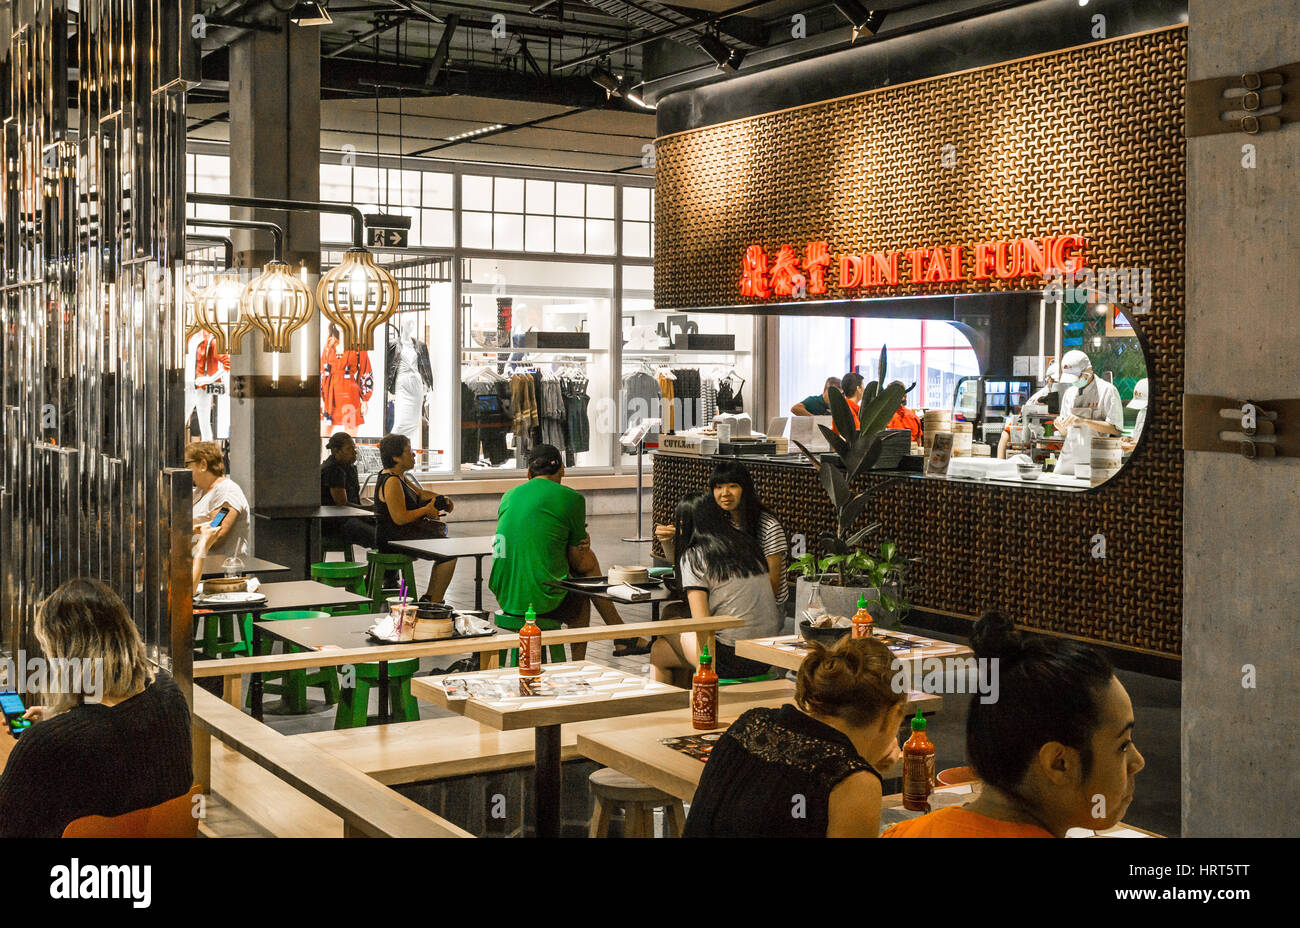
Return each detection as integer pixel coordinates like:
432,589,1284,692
877,345,888,387
819,532,847,556
826,387,858,443
847,521,883,548
791,438,823,470
819,459,850,511
818,425,850,457
859,381,910,438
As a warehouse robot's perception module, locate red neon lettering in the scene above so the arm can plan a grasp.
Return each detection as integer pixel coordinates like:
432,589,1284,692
739,245,770,298
905,250,928,284
973,243,997,279
804,242,832,295
948,246,962,281
1051,235,1087,272
840,254,863,289
867,252,899,287
1019,239,1047,277
994,241,1021,279
923,247,951,283
770,245,802,297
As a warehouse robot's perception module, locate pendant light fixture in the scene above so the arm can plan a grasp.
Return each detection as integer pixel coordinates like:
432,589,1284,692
242,260,316,352
194,270,252,355
316,248,399,351
183,281,202,341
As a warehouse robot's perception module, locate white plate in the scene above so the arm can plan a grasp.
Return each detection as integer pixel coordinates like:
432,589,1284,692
197,591,267,605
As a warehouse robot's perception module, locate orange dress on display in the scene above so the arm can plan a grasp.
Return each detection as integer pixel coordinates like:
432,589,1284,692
195,333,230,383
321,337,374,436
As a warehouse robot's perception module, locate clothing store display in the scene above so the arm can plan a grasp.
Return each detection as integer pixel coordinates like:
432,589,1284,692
701,379,718,425
321,339,374,434
188,333,230,441
388,325,435,449
672,368,701,431
510,372,540,461
717,377,744,414
462,375,513,466
563,376,590,453
657,372,676,432
623,371,660,434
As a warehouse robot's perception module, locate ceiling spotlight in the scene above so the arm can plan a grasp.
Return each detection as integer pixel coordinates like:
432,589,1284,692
289,1,332,27
446,123,506,142
697,30,745,72
590,63,622,99
624,86,655,110
831,1,886,41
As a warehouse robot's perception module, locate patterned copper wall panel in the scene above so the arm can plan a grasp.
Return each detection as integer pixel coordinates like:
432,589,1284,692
653,29,1186,655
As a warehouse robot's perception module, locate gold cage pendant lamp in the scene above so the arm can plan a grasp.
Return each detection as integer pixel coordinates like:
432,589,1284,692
194,270,253,355
242,260,316,352
316,247,399,351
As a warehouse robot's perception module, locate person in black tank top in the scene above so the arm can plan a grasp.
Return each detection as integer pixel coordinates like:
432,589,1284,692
683,635,907,837
374,433,457,603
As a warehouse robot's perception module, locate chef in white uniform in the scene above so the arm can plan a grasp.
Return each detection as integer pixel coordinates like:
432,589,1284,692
1122,377,1148,452
998,361,1059,458
1054,349,1123,475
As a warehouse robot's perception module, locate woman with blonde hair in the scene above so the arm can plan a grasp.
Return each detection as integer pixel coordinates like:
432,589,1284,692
0,578,192,837
683,634,907,837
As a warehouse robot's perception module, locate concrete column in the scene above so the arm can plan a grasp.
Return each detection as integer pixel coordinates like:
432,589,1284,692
1184,2,1300,836
227,18,323,576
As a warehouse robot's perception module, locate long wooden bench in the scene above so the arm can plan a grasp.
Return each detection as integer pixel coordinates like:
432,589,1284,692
192,688,471,838
295,679,798,786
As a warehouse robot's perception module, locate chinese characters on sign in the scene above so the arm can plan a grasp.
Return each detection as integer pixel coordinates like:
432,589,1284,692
738,236,1088,298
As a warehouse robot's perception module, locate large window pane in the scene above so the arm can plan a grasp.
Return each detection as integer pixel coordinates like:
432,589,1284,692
586,219,615,255
494,176,524,213
586,184,615,218
556,182,585,216
624,186,650,222
462,174,493,209
494,213,524,251
421,209,453,247
320,163,352,201
462,210,492,250
525,214,554,252
388,169,423,209
423,171,453,208
526,179,554,214
556,216,585,252
320,212,351,244
622,221,650,257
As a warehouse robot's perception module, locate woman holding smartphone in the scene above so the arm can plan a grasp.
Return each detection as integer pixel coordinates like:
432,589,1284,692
186,440,250,558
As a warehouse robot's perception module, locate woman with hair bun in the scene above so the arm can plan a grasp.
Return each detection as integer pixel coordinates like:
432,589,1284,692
883,612,1145,837
682,635,907,838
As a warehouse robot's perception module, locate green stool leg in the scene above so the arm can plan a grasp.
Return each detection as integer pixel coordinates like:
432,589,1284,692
334,677,372,729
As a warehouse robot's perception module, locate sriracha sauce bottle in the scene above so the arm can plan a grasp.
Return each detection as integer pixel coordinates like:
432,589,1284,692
692,645,719,730
902,709,935,812
519,604,542,679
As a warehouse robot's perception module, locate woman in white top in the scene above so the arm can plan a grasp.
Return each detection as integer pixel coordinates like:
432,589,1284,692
650,495,778,687
186,441,250,559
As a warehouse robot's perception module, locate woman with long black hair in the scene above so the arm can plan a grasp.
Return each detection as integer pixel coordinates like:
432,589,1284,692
655,459,789,608
650,494,778,686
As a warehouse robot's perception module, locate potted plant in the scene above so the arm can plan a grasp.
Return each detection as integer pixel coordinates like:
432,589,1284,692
789,348,914,629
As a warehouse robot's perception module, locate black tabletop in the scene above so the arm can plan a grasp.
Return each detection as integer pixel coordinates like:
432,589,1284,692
194,579,372,615
556,578,681,604
389,535,497,558
254,505,374,520
199,555,288,578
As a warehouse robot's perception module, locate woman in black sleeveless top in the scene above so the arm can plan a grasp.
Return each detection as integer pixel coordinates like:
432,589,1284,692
683,635,907,837
375,433,457,603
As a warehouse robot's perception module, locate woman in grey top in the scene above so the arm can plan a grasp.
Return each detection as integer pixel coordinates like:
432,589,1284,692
650,494,778,687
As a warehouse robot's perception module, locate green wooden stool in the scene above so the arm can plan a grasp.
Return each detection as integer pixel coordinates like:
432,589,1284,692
364,552,418,611
311,561,372,616
334,658,421,728
242,610,340,713
196,612,248,659
494,611,567,666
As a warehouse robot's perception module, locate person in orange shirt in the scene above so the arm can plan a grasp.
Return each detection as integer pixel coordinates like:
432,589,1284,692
840,371,864,428
886,380,922,443
882,612,1144,838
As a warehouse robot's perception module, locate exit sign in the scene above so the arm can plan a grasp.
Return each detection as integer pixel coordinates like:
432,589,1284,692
367,227,408,248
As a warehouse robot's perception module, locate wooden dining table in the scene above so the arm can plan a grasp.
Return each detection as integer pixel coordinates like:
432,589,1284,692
199,555,288,579
736,628,974,677
413,662,689,839
388,535,497,610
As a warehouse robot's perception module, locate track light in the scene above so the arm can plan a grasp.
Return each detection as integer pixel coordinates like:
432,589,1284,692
445,123,506,142
697,30,745,72
590,63,622,99
831,1,885,41
289,1,332,27
624,86,655,110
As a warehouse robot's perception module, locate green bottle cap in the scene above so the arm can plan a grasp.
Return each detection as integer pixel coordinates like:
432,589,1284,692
857,594,868,608
700,645,712,665
525,604,537,622
911,709,927,732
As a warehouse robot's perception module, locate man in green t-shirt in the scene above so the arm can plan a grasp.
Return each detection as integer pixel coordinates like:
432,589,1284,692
489,444,628,659
790,376,842,417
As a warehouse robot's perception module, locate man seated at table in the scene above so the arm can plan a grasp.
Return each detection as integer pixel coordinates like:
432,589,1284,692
489,444,631,660
886,381,923,443
790,376,842,417
320,432,375,560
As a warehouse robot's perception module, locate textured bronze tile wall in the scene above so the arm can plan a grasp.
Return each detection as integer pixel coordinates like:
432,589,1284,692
653,29,1186,656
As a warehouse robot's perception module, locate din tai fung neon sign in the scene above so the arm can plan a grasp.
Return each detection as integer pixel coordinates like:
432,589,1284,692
738,236,1088,299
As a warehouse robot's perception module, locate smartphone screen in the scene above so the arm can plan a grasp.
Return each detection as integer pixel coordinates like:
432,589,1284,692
209,508,228,528
1,691,28,736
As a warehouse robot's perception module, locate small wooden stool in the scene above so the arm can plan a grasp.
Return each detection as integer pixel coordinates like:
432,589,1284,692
588,768,686,838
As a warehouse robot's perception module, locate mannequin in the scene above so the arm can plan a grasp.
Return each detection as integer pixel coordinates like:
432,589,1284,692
186,331,230,441
321,323,374,437
386,314,434,450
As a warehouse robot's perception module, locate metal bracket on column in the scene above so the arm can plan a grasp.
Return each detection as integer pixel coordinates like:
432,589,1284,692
231,375,321,399
1183,395,1297,459
1186,61,1299,137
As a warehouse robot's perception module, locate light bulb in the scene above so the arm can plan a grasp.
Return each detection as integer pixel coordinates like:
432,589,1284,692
242,260,316,353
